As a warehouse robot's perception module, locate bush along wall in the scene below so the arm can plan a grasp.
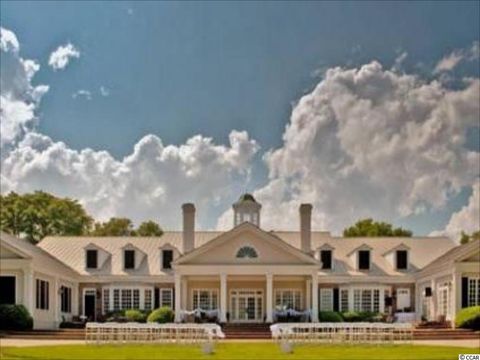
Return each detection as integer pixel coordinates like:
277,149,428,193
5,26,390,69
0,304,34,330
455,306,480,330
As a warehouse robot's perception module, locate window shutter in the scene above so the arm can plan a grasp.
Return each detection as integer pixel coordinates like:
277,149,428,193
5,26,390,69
461,277,468,308
333,288,339,312
154,288,160,309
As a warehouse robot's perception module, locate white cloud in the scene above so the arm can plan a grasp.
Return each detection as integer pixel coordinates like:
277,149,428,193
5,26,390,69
434,41,480,73
100,86,110,97
217,61,480,234
72,89,92,100
432,181,480,241
392,51,408,71
0,27,48,149
48,43,80,71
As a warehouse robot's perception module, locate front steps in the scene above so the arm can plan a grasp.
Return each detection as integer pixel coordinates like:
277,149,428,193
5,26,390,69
222,323,271,339
0,329,85,340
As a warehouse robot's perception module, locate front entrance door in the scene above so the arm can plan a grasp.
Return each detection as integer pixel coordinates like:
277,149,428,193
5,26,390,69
230,290,263,322
84,289,96,321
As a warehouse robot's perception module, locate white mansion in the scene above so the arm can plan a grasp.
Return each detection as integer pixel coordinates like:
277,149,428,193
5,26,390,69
1,194,479,329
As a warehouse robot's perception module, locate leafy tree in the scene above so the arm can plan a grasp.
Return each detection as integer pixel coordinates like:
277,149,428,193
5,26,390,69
136,220,163,237
92,217,135,236
460,230,480,244
343,218,412,237
0,191,93,243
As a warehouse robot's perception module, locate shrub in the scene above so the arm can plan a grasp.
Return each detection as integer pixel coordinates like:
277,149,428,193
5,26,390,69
125,309,146,322
0,304,33,330
147,307,174,324
341,311,379,322
319,311,343,322
455,306,480,330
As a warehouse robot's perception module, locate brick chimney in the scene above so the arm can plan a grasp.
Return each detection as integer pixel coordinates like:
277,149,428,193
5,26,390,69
300,204,312,253
182,203,195,253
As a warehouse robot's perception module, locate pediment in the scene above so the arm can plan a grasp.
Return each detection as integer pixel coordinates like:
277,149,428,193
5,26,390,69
176,223,317,266
0,244,29,259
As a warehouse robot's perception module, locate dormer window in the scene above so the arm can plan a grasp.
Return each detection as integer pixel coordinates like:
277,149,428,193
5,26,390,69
162,250,173,270
320,250,332,270
124,250,135,269
236,246,258,259
86,249,98,269
358,250,370,270
396,250,408,270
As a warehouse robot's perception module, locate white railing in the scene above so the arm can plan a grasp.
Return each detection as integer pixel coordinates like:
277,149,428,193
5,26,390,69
270,323,413,352
85,323,225,353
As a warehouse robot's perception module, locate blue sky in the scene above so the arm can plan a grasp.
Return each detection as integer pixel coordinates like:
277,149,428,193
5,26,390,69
1,1,479,236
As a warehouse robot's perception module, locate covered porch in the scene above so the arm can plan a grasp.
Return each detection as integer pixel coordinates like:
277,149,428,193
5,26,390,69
173,268,320,323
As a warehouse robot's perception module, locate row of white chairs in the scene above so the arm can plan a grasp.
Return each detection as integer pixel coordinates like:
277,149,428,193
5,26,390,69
270,322,413,347
85,322,225,348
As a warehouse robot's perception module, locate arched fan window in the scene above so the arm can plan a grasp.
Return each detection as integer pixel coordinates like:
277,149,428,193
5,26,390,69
236,246,258,259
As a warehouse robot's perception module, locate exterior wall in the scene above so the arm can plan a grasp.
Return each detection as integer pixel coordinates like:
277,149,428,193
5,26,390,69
0,269,24,305
32,271,58,330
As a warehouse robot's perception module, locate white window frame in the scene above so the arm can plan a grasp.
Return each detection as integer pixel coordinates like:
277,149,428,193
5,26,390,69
357,250,371,271
468,277,480,307
36,278,50,311
85,249,98,269
396,288,411,311
274,289,302,310
319,288,334,311
102,286,154,313
83,288,96,318
159,288,173,308
161,249,174,270
192,289,218,310
235,245,259,260
0,274,18,305
123,249,136,270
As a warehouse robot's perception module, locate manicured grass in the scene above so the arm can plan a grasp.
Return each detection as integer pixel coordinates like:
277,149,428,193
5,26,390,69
0,343,475,360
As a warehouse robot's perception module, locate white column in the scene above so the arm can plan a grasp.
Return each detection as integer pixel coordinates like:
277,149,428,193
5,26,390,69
266,273,273,323
452,271,462,327
379,288,385,313
306,279,311,311
311,273,319,322
174,274,182,322
415,282,421,321
181,279,188,311
23,267,34,315
348,287,354,311
430,279,437,321
53,277,60,327
220,274,227,323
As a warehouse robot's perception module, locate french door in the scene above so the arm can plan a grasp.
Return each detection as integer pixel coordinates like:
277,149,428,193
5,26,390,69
230,289,263,322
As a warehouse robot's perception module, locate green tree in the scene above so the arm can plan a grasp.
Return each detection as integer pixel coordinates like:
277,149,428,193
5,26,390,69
0,191,93,243
460,230,480,244
136,220,163,236
343,218,412,237
92,217,135,236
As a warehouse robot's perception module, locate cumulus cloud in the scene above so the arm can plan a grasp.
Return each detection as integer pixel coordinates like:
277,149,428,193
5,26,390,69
431,181,480,241
1,28,259,229
72,89,92,100
0,27,49,149
434,41,480,73
217,61,480,234
48,43,80,71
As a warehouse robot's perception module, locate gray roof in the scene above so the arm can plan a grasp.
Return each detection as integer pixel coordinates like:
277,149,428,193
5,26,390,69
37,230,457,278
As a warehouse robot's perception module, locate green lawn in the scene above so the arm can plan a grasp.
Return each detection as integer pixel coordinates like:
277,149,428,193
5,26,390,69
0,343,476,360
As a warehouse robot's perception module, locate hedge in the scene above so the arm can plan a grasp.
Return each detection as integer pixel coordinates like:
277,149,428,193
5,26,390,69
147,307,174,324
319,311,343,322
455,306,480,330
341,311,379,322
125,309,147,322
0,304,34,330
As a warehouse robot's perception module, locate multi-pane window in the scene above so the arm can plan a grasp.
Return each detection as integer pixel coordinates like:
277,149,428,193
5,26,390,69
124,250,135,269
121,289,132,308
133,289,140,309
103,289,110,313
396,250,408,270
36,279,49,310
468,278,480,307
438,283,450,316
275,290,302,310
60,286,72,313
162,250,173,269
113,289,120,311
193,289,218,310
353,288,380,312
340,289,349,312
160,288,173,308
144,289,153,310
358,250,370,270
320,250,332,270
86,250,98,269
236,246,258,259
319,288,333,311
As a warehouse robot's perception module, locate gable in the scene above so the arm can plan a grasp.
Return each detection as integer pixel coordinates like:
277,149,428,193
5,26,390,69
0,244,26,259
177,224,317,265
